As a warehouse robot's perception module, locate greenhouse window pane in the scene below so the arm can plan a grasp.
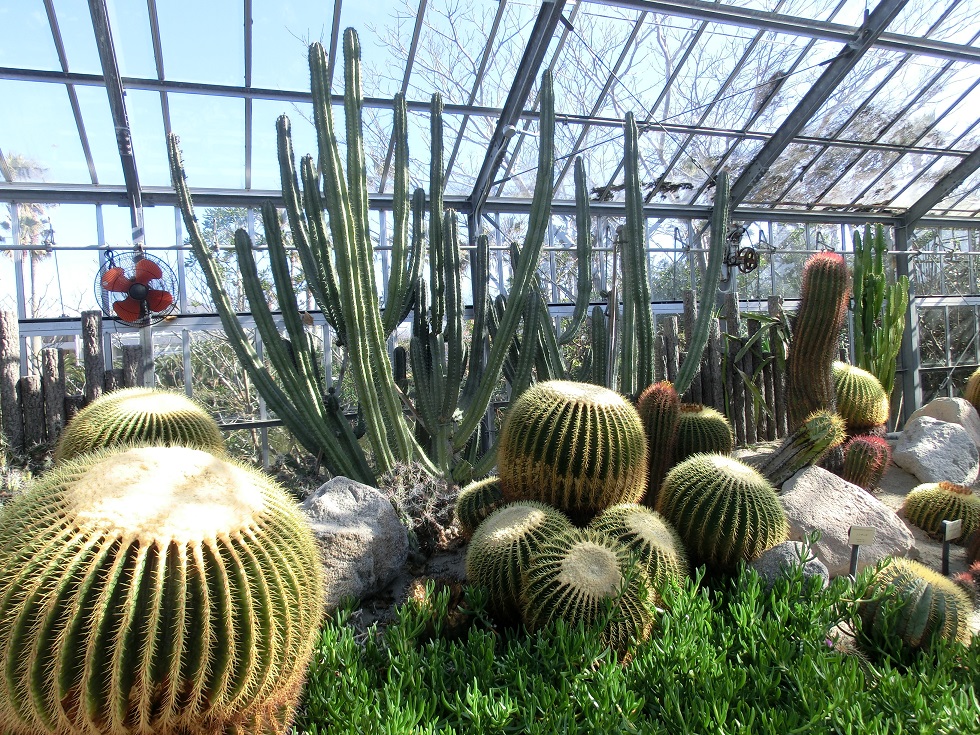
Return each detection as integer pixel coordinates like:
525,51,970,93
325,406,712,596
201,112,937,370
0,3,60,71
156,0,244,86
52,0,102,75
124,90,171,188
918,307,947,367
72,85,123,185
927,0,980,44
250,99,318,191
167,93,245,188
252,0,332,92
886,0,968,40
880,155,961,209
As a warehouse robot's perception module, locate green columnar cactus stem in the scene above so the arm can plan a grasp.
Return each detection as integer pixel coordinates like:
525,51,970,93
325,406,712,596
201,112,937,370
558,157,593,346
657,453,788,570
787,252,851,430
859,558,972,655
460,234,490,407
429,93,446,335
674,172,729,397
465,501,572,623
636,381,680,507
590,305,609,388
521,528,654,652
832,361,889,433
674,404,734,463
54,387,225,462
755,410,846,487
963,367,980,414
0,446,324,735
455,476,506,539
902,481,980,544
588,504,688,595
841,434,891,491
498,380,648,525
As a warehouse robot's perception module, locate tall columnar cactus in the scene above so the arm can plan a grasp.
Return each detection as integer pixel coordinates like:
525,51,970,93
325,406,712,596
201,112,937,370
858,558,972,655
786,253,851,430
556,158,594,347
963,367,980,414
832,361,890,434
0,445,324,735
54,387,225,462
673,404,734,463
902,481,980,544
498,380,648,525
657,453,788,570
464,501,572,623
521,528,654,652
841,434,891,491
636,381,680,507
455,476,505,539
755,410,846,487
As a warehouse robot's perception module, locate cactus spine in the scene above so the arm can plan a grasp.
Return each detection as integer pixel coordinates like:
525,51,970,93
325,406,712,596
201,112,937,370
673,404,734,463
455,476,505,539
902,481,980,544
832,361,890,433
786,253,851,430
636,381,680,507
755,410,846,487
841,434,891,491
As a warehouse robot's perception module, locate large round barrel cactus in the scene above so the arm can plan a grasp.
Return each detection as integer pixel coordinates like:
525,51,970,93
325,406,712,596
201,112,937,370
497,380,648,524
521,528,654,652
0,445,324,735
657,453,788,570
832,362,890,433
902,481,980,544
673,404,733,464
787,253,851,430
963,367,980,414
455,476,505,539
636,381,680,507
465,501,572,623
55,387,226,462
841,434,891,491
859,558,972,655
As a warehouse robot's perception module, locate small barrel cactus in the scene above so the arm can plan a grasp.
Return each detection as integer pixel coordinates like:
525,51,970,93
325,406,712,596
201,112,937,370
521,528,654,652
902,481,980,544
0,445,324,735
657,453,788,570
674,404,734,463
755,410,846,487
55,387,226,462
636,381,680,507
963,367,980,414
497,380,648,524
455,476,505,539
465,501,572,623
841,434,891,491
832,362,890,433
588,504,688,595
859,558,972,655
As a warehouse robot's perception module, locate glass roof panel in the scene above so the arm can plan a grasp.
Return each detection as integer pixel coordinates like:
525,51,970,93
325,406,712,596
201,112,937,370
780,146,862,205
104,0,156,78
886,0,966,39
155,0,244,86
816,149,905,206
744,142,823,205
251,0,331,92
931,167,980,216
53,0,103,75
691,138,766,204
875,155,958,209
926,0,980,44
250,99,318,191
0,3,60,72
124,89,170,187
445,112,495,196
167,93,245,188
72,85,123,184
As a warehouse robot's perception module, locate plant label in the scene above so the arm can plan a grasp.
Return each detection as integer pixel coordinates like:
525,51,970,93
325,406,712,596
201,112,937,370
848,526,876,546
943,519,963,542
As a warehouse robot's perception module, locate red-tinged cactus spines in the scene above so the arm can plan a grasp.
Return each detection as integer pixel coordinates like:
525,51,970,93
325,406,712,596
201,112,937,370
636,381,680,507
952,561,980,609
963,367,980,414
755,410,846,487
841,434,891,491
674,404,734,463
498,380,648,525
901,481,980,544
832,362,890,434
455,476,505,539
787,252,851,430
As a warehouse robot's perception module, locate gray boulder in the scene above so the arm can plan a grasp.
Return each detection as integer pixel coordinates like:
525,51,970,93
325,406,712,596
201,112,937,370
302,476,409,609
893,415,979,485
907,397,980,452
780,466,915,577
750,541,829,590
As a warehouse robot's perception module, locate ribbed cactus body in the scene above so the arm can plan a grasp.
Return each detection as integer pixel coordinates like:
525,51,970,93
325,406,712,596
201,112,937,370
964,367,980,414
55,387,225,462
636,381,680,507
588,504,688,595
465,502,572,623
841,435,891,491
0,446,324,735
674,404,734,463
497,380,648,524
657,454,788,570
756,410,846,487
859,558,972,654
521,528,654,652
455,476,505,539
902,482,980,544
787,253,851,430
832,362,889,433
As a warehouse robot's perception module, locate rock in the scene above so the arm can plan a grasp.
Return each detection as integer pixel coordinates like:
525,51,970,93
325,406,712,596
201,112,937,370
780,466,915,577
749,541,829,590
302,476,409,609
893,416,979,485
907,397,980,451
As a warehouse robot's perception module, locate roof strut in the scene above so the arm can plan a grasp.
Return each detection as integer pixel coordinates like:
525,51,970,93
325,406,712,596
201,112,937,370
901,147,980,228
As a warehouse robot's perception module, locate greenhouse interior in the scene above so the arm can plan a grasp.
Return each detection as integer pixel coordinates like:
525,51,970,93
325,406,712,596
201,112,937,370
2,0,980,732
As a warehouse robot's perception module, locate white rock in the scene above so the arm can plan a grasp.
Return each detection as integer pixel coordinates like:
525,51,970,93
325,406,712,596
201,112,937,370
749,540,829,590
893,415,979,485
907,397,980,451
780,466,915,577
302,476,409,609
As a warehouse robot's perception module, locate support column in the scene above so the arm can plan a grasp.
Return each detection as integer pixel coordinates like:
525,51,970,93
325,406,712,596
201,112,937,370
894,225,921,425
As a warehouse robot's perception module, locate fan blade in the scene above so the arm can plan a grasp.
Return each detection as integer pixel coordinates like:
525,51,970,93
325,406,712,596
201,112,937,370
146,289,174,312
134,258,163,285
113,297,143,323
101,267,132,293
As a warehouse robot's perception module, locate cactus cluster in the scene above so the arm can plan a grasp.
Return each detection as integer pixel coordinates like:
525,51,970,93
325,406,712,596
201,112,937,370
832,362,890,434
755,410,846,487
455,476,505,539
636,381,680,507
673,404,734,464
902,481,980,544
0,445,324,735
841,434,891,491
55,387,225,462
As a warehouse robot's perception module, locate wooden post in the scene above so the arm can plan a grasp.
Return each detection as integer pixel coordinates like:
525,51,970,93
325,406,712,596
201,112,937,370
654,330,667,383
682,289,697,347
64,394,85,423
41,348,66,443
81,311,105,404
708,317,724,413
742,327,757,446
0,311,23,452
19,376,44,448
762,351,777,441
663,316,680,383
724,292,745,445
748,319,767,441
104,369,123,392
768,296,789,438
122,345,143,388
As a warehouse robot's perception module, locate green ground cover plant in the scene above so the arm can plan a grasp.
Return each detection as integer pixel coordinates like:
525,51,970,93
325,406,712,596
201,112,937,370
295,564,979,735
